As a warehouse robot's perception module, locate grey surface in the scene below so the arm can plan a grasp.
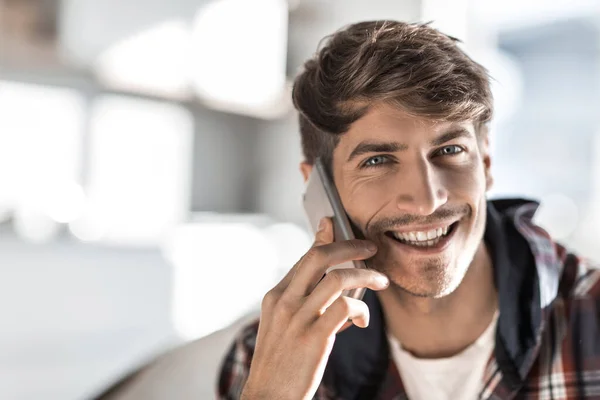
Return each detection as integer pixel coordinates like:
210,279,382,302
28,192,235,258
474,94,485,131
93,313,259,400
0,230,175,400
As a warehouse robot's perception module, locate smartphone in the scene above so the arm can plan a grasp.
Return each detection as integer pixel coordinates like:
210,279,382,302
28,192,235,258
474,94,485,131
302,157,367,301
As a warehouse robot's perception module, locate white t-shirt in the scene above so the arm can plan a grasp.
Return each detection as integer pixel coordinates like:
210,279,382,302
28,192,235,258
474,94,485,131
388,312,498,400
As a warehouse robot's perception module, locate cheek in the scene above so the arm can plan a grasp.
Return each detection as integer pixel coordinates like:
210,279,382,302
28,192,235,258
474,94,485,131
438,157,487,198
342,175,396,225
441,162,488,235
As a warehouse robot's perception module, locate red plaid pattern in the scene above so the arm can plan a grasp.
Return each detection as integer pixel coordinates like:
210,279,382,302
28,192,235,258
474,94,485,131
217,201,600,399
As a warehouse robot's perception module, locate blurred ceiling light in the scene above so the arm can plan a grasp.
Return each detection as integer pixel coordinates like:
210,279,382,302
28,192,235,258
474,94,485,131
72,95,193,246
166,220,279,340
45,181,86,224
68,200,107,243
190,0,290,118
0,80,85,236
94,20,192,99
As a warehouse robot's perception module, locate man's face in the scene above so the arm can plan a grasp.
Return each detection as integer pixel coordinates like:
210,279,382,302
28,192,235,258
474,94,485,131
327,104,492,298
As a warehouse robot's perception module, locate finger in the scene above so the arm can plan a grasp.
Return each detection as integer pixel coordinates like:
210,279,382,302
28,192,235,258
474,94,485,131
313,217,334,247
338,320,353,333
314,296,370,336
271,263,300,294
271,217,333,294
297,268,388,321
285,239,377,298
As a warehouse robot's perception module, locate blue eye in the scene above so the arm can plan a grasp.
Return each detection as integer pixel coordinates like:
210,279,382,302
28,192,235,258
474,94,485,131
437,145,464,156
362,155,389,168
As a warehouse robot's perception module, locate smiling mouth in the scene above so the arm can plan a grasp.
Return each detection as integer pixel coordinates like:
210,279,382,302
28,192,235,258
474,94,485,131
385,221,459,248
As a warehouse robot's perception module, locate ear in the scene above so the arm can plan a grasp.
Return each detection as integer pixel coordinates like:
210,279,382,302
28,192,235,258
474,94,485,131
300,161,313,183
480,133,494,191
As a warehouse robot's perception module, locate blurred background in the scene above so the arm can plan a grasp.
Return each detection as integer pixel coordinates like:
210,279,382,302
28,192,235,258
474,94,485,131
0,0,599,398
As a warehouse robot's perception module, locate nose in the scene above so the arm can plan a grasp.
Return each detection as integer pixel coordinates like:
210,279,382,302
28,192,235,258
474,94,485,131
395,160,448,216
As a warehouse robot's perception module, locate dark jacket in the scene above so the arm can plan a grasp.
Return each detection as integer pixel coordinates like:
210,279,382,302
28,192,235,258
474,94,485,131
218,199,600,399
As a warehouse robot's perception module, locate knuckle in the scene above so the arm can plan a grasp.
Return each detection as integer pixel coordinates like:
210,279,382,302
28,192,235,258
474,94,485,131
348,239,368,252
273,293,296,318
295,328,314,347
327,269,349,288
347,240,360,251
261,289,279,310
305,246,326,264
337,296,352,314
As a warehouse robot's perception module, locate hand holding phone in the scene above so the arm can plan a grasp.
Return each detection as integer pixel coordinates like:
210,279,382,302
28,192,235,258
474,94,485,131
241,217,388,400
240,158,388,399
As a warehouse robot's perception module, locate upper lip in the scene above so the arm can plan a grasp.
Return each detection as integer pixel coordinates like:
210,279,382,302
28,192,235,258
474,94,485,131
386,220,459,234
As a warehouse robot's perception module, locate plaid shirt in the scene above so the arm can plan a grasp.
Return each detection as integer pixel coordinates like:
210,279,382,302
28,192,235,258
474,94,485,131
217,199,600,399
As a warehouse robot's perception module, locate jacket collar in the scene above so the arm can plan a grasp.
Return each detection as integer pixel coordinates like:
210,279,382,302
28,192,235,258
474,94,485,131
324,199,559,398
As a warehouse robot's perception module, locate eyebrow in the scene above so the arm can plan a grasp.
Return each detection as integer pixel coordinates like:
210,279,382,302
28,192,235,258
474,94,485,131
430,128,473,147
346,128,474,163
346,141,408,163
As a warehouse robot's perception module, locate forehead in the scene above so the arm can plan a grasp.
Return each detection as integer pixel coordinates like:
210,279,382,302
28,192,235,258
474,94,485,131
334,103,476,157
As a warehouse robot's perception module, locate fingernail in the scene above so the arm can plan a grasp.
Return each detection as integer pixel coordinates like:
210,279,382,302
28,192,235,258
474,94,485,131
318,218,327,231
366,242,377,252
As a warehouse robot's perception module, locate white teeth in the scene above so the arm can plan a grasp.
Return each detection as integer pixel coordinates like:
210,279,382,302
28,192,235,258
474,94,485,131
391,223,454,247
413,238,441,247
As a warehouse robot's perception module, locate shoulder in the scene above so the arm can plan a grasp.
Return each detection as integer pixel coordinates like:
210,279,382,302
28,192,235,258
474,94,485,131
559,252,600,300
233,320,260,354
504,200,600,301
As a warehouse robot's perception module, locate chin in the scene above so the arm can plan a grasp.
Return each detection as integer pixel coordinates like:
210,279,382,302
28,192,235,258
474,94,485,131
370,242,475,299
386,259,465,298
367,212,483,299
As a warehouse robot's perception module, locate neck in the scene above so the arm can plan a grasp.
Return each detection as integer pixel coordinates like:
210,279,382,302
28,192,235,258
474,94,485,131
377,242,497,359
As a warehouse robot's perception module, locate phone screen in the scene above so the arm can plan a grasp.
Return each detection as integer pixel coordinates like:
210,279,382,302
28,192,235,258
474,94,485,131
302,157,367,300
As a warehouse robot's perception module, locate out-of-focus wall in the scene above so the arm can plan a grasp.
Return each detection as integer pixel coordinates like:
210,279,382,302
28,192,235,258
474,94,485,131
190,108,260,213
491,19,600,260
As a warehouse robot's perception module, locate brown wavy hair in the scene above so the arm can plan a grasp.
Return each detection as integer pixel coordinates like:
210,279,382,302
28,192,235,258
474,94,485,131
292,20,493,166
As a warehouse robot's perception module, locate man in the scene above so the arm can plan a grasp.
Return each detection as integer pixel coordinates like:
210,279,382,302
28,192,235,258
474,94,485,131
218,21,600,399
